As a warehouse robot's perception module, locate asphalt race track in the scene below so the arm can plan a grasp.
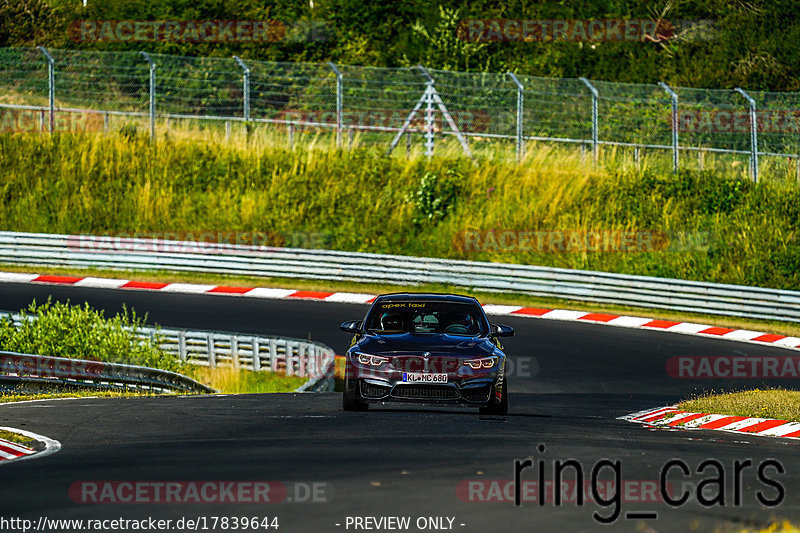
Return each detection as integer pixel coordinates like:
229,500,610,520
0,282,798,533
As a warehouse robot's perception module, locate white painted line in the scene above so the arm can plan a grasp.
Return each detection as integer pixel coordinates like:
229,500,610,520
608,316,653,328
722,329,764,341
482,305,524,315
161,283,217,293
667,323,713,334
324,292,376,304
541,309,589,321
0,449,18,460
0,396,95,407
0,272,38,283
0,426,61,465
244,288,298,299
74,277,129,289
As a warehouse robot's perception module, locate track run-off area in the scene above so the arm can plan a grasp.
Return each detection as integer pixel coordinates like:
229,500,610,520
0,280,798,533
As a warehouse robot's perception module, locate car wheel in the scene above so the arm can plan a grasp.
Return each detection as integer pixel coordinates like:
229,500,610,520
479,378,508,415
342,375,369,411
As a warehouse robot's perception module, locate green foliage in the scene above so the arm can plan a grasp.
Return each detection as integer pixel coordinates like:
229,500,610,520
2,0,800,90
406,6,489,71
0,299,180,371
408,169,462,225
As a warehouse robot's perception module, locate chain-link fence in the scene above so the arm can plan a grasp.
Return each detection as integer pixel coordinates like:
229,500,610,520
2,46,800,182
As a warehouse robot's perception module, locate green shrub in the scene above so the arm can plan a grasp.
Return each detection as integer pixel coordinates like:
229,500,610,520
0,299,179,372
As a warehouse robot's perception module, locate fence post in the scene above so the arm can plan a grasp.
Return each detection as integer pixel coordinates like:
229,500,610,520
579,77,599,166
252,338,261,371
139,52,156,141
231,336,239,368
178,330,186,362
207,334,216,368
37,46,55,134
328,62,343,147
417,65,435,158
658,82,679,173
734,87,759,183
269,339,277,372
233,56,250,127
507,72,524,162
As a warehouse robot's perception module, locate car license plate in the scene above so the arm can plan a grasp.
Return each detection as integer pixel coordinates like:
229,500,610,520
402,372,448,383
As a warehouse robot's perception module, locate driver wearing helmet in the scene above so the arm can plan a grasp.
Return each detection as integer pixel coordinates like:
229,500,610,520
446,312,475,333
380,312,405,332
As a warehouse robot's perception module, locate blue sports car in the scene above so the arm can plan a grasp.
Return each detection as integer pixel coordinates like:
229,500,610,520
340,293,513,414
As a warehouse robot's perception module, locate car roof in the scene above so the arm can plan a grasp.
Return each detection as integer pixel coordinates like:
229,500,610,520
374,293,480,304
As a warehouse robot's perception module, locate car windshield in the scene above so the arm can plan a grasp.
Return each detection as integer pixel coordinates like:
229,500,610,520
364,301,488,336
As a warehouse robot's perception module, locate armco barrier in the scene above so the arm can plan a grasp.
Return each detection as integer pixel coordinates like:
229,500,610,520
0,350,214,394
0,311,337,394
0,231,798,323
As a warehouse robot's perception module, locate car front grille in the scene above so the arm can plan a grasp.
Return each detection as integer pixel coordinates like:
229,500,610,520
460,385,492,402
392,384,460,400
360,381,391,399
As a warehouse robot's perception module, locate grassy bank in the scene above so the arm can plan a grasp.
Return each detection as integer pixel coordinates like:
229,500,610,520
188,366,308,393
680,389,800,422
0,129,797,290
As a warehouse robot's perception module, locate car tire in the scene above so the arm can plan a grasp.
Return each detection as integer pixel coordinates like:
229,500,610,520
479,378,508,415
342,375,369,411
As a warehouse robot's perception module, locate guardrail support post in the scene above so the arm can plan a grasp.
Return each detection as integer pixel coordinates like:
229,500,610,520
231,336,240,368
37,46,55,134
735,87,759,183
178,331,186,362
658,82,679,173
507,72,524,162
579,77,599,166
328,62,343,147
233,56,250,132
139,52,156,141
252,338,261,371
207,334,216,368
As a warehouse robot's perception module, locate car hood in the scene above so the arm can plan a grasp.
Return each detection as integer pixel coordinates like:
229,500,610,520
355,333,496,357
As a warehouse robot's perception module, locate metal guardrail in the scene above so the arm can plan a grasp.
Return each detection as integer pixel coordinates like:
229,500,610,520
142,326,336,392
0,308,337,393
0,350,214,394
0,231,798,323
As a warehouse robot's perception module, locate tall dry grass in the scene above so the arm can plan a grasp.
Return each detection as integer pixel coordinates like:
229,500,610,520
0,125,797,289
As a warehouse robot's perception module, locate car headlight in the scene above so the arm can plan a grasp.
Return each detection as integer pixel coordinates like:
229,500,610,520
463,356,497,370
355,352,390,367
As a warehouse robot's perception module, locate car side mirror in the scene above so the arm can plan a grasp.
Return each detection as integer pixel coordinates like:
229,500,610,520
340,320,363,334
491,324,514,337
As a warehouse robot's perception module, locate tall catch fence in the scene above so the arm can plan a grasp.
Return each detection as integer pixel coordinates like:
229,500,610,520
2,46,800,181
